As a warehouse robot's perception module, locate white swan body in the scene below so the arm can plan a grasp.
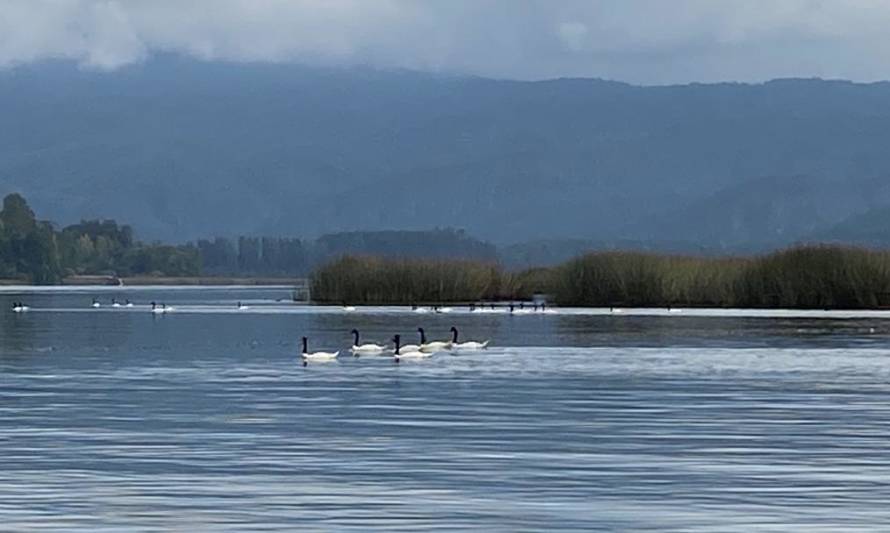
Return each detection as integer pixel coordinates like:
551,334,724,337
91,300,100,308
417,328,452,352
392,335,431,362
302,351,339,361
420,341,451,352
238,304,249,310
300,337,339,363
436,307,453,314
412,307,430,314
111,300,121,308
450,327,489,351
125,302,134,308
349,329,387,354
454,340,489,350
343,305,357,312
12,304,29,313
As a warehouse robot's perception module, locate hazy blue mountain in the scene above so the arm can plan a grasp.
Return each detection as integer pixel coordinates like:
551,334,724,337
3,56,890,250
809,206,890,246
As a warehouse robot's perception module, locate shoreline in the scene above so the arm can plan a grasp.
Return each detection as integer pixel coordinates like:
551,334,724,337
0,276,308,287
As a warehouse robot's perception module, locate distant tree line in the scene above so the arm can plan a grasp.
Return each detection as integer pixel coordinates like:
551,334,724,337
0,193,499,283
0,193,199,283
197,229,497,276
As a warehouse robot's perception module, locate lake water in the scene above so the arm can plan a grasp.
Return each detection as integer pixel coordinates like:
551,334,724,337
3,287,890,531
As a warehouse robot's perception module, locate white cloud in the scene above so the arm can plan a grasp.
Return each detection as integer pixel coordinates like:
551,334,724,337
3,0,890,83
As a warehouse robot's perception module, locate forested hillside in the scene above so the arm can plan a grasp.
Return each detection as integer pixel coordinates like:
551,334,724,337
5,58,890,250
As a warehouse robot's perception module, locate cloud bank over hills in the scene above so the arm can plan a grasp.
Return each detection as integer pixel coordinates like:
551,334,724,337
5,0,890,83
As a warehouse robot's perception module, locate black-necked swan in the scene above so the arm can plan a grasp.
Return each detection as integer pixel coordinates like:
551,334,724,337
450,327,489,350
125,299,133,308
150,302,168,315
392,334,431,362
12,302,29,313
237,301,249,310
342,301,356,312
111,298,121,308
396,333,421,353
349,329,387,354
91,298,100,308
417,327,452,352
300,336,339,365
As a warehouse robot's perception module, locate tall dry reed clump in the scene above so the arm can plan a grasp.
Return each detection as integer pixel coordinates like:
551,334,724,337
310,256,505,304
311,245,890,309
735,245,890,308
552,245,890,309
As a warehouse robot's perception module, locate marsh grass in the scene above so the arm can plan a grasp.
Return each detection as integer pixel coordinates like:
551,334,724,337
311,245,890,309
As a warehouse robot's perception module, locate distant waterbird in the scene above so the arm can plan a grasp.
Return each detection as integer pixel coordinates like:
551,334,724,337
350,329,388,355
417,327,452,352
450,326,489,351
392,334,431,363
300,336,339,366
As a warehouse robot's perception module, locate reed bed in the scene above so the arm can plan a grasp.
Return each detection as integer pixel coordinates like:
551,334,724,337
311,245,890,309
310,256,505,304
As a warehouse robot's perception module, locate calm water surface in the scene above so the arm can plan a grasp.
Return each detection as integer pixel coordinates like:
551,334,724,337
3,288,890,531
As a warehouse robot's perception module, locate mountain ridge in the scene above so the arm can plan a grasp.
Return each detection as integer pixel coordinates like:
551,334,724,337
3,57,890,249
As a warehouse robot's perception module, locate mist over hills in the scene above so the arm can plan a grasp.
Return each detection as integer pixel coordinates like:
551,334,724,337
3,56,890,255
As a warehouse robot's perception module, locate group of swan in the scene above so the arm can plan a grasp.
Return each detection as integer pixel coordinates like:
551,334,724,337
11,302,30,313
151,302,175,314
91,298,134,308
302,327,489,365
411,305,453,314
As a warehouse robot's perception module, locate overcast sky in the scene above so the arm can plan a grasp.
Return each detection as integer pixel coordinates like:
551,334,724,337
3,0,890,84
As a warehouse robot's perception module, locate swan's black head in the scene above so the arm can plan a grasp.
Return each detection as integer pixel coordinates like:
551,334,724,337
351,329,359,335
450,326,457,332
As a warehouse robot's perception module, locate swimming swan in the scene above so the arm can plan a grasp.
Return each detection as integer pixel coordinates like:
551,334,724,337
300,336,339,365
11,302,29,313
150,302,170,315
350,329,387,354
91,298,101,308
392,334,431,362
395,334,421,353
450,326,489,350
111,299,121,308
417,327,452,352
237,301,249,310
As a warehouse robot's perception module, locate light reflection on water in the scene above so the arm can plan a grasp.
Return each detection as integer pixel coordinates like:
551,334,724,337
2,288,890,530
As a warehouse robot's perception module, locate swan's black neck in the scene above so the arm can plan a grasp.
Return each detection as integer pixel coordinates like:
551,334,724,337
301,337,308,354
451,327,459,343
352,330,360,345
418,328,427,343
393,335,401,355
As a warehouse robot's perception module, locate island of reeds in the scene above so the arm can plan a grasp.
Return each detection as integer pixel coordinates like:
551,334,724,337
311,247,890,309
